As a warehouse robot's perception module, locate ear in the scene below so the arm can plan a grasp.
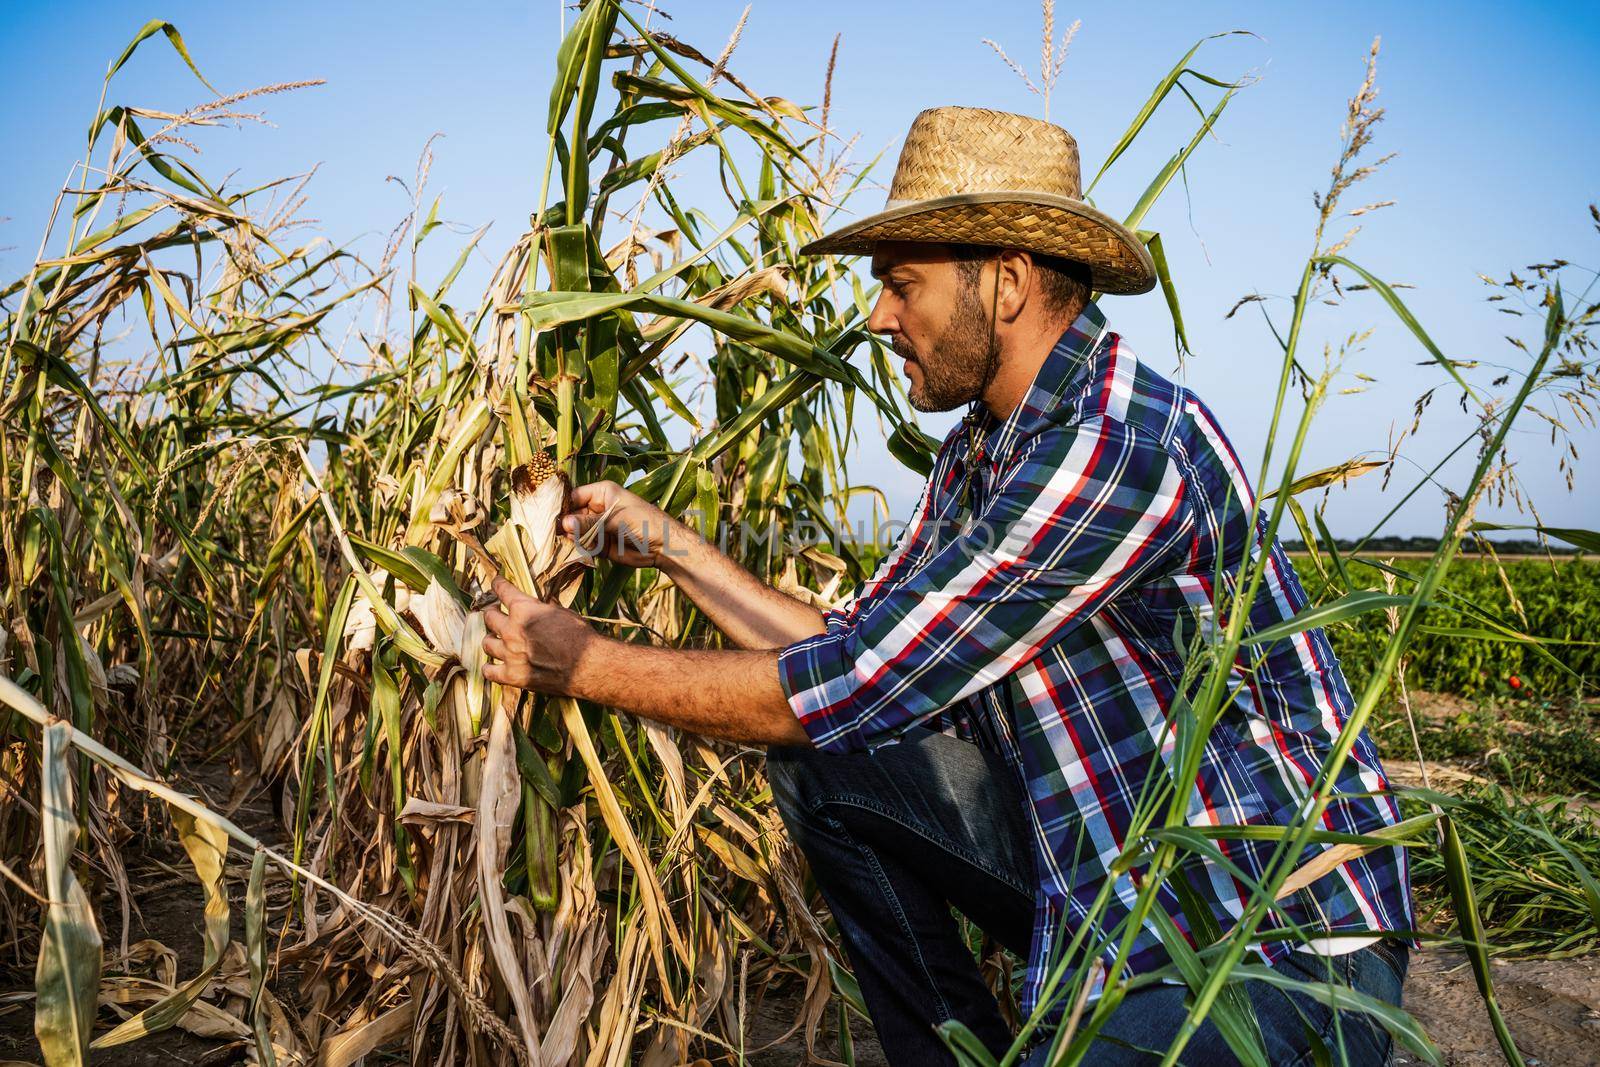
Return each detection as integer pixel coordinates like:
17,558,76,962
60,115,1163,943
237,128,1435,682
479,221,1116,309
993,249,1031,324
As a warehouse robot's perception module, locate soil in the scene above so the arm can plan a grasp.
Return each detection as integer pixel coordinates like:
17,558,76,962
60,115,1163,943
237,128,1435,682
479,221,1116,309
1,906,246,1066
1396,950,1600,1067
740,989,887,1066
1405,691,1481,724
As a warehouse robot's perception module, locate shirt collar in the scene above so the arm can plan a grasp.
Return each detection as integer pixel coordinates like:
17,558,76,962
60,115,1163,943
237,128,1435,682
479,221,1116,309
965,300,1110,463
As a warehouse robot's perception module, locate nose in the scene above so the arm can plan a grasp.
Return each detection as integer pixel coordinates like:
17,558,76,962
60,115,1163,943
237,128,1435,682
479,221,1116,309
867,290,897,338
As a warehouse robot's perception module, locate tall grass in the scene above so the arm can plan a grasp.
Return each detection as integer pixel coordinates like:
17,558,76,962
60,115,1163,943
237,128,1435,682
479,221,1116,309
0,5,1595,1067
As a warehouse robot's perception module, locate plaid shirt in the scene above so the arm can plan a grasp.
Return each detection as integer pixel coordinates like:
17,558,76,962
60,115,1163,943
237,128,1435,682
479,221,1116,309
777,302,1413,1016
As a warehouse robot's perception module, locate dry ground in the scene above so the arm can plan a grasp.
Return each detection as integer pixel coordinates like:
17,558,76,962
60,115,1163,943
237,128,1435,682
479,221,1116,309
1397,950,1600,1067
3,739,1597,1064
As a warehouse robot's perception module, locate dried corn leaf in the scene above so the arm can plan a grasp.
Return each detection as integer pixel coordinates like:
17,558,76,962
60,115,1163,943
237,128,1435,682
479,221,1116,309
538,812,606,1065
559,697,688,994
476,707,541,1059
397,798,476,826
93,805,230,1047
316,1001,416,1067
35,722,101,1067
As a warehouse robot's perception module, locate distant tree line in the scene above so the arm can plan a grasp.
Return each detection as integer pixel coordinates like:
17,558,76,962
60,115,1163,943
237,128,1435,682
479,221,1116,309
1280,536,1581,555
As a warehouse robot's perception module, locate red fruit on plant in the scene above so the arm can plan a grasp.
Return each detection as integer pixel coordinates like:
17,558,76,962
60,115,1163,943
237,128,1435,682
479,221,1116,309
1508,675,1522,689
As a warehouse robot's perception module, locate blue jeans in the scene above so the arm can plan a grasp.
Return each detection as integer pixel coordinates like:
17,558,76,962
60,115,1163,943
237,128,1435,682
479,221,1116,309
766,727,1409,1066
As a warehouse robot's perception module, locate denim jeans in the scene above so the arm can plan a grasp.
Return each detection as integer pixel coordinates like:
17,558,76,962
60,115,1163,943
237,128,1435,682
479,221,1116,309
767,727,1409,1066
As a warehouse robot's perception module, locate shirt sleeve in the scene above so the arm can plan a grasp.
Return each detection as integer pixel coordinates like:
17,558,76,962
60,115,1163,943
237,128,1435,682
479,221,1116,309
777,416,1193,754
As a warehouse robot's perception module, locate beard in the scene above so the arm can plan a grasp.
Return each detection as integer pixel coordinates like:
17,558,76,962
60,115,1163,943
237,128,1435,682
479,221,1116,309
893,276,999,413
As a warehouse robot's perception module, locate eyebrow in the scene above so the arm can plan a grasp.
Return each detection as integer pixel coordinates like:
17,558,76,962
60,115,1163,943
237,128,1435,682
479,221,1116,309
870,262,907,280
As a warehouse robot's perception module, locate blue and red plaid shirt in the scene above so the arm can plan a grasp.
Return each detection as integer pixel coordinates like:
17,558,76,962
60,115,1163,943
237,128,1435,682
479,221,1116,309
777,301,1413,1016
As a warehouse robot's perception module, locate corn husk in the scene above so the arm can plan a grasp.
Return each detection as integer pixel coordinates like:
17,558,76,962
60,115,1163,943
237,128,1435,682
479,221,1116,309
429,487,486,532
343,569,412,653
411,579,467,660
508,453,570,582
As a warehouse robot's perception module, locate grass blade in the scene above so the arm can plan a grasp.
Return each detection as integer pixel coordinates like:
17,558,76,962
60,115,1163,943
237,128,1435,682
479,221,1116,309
1440,814,1526,1067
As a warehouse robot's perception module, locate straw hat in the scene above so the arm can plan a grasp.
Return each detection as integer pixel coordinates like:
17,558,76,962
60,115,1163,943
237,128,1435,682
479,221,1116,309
801,106,1156,295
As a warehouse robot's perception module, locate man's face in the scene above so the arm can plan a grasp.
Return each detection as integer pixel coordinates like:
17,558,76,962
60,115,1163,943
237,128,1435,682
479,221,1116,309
867,242,997,413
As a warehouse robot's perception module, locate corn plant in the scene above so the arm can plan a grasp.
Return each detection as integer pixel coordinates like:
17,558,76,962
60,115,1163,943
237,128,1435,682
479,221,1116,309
0,6,949,1063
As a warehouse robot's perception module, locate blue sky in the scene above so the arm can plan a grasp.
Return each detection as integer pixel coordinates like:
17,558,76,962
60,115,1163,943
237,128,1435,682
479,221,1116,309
3,1,1597,537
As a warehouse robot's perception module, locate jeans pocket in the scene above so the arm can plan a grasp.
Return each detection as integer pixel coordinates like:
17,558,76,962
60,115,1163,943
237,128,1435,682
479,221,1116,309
1367,937,1410,987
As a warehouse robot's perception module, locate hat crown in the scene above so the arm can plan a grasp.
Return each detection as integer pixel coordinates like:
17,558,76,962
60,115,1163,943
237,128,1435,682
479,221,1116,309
797,104,1155,295
887,106,1083,205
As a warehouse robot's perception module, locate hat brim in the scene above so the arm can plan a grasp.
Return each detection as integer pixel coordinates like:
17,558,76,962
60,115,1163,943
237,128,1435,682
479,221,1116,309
798,190,1156,296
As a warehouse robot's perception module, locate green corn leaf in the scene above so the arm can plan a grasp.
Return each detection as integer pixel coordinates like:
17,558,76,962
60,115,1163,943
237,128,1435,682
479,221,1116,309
887,423,939,477
1313,508,1353,594
1158,812,1437,848
1470,522,1600,554
373,646,405,811
297,576,358,863
1087,31,1254,195
1147,904,1269,1067
349,536,466,604
105,18,215,92
250,494,320,625
694,465,720,539
245,849,278,1067
18,340,155,490
1287,497,1322,571
1316,254,1476,398
548,0,603,136
410,283,474,351
1123,86,1238,232
524,289,861,385
933,1019,1001,1066
1142,230,1193,359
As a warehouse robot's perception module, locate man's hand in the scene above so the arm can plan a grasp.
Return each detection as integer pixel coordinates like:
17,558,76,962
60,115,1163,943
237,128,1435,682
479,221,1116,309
482,577,596,694
561,479,825,651
561,480,675,568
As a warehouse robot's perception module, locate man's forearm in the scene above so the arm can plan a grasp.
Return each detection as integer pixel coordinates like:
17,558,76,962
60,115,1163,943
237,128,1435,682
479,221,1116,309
655,520,827,650
569,635,811,746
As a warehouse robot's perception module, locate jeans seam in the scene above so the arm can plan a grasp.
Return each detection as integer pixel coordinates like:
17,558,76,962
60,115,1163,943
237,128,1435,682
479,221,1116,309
806,791,1034,897
826,811,955,1026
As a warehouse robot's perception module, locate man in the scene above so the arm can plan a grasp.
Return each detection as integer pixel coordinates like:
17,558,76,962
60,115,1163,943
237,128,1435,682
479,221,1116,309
483,107,1413,1064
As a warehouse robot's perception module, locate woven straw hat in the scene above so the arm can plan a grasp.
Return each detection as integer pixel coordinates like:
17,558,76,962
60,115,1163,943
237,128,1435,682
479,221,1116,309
801,106,1155,295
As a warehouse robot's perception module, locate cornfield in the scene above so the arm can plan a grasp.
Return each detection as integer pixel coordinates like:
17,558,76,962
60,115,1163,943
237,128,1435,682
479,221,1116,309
2,4,1596,1066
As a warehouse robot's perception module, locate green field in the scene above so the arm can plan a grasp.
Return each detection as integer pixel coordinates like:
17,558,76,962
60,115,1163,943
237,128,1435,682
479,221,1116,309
1296,554,1600,701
